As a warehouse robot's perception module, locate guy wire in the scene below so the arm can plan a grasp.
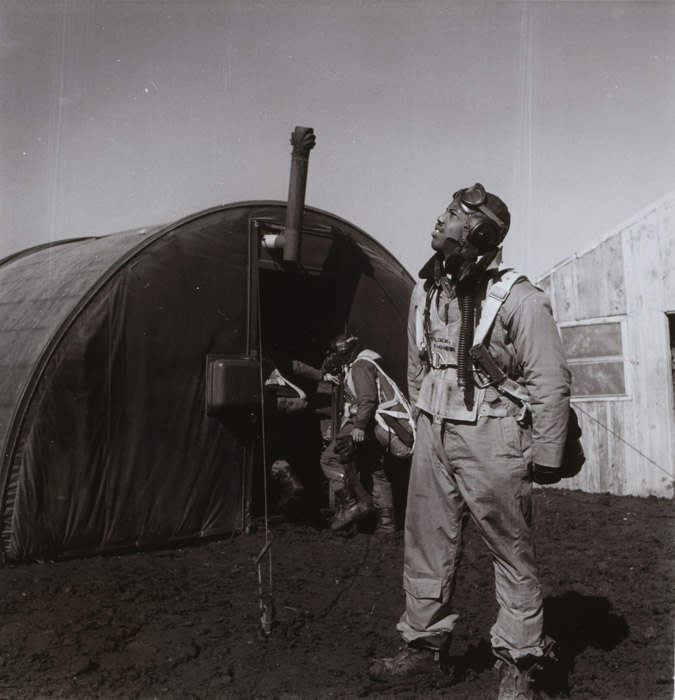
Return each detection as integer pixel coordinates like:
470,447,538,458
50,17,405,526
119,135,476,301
575,404,673,482
255,269,274,604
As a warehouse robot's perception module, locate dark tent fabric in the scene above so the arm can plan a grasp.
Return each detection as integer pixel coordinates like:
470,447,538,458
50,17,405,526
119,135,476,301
0,202,413,562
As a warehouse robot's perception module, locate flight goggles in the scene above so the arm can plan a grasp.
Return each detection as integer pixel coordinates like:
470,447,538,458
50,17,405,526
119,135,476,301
453,183,506,233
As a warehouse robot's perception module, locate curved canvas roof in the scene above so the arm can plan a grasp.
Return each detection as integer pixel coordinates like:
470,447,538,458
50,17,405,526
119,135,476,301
0,202,413,561
0,227,165,458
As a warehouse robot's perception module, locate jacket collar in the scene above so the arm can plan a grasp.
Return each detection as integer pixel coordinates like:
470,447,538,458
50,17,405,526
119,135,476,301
418,248,504,284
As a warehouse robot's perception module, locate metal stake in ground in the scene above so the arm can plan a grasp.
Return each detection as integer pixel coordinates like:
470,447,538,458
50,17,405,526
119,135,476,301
255,540,275,635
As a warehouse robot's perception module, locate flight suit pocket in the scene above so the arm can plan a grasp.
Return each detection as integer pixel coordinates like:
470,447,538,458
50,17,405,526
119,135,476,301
500,416,531,466
517,421,533,467
403,574,443,601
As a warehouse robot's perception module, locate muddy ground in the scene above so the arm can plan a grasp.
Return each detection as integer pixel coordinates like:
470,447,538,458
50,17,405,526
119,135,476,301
0,488,672,700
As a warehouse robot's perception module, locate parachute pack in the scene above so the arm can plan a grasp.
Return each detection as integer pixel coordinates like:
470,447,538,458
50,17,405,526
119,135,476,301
350,355,416,459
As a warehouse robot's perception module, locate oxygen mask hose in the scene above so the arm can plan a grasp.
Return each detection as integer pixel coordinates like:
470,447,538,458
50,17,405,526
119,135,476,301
456,294,474,389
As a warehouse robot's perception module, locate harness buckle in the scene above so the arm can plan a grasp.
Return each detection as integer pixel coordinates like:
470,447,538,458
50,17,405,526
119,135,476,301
488,283,509,302
429,350,457,371
472,366,494,388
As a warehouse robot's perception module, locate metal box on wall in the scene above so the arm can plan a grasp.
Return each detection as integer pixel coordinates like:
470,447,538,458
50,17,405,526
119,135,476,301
206,356,261,414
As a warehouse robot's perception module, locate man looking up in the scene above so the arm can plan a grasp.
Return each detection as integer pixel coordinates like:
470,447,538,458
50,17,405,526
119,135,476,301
369,184,571,700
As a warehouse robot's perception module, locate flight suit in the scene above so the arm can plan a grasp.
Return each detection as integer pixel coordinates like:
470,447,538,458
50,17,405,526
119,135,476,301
399,260,570,661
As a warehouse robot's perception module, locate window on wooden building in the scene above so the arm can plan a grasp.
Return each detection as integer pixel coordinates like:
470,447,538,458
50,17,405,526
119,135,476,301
559,317,627,399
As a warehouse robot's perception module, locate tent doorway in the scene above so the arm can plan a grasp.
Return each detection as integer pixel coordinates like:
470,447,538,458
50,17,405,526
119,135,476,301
252,269,342,522
258,269,340,367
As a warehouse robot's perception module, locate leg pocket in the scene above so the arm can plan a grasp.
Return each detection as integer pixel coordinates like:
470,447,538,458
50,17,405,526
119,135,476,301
403,574,444,601
517,421,533,467
499,416,531,466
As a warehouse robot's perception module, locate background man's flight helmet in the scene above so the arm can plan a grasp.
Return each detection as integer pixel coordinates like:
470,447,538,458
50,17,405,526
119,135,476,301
327,333,361,369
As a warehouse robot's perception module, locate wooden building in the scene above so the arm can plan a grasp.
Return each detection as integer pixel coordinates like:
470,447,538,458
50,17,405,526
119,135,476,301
536,194,675,498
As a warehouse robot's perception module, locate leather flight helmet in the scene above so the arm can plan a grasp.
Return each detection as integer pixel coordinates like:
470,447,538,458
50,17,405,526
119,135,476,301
453,183,511,251
329,333,360,366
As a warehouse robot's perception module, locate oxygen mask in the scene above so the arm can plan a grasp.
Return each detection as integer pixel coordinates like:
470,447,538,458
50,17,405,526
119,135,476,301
443,236,497,289
443,237,479,278
323,351,343,375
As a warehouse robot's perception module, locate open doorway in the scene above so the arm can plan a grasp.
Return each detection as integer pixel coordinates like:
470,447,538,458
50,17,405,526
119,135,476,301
258,269,341,368
252,269,343,522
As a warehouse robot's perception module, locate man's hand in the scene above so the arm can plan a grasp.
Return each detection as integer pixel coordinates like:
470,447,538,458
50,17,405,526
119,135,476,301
351,428,366,444
323,373,340,385
527,463,562,485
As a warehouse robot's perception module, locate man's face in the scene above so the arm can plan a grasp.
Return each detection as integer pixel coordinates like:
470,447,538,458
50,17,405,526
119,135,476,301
430,198,469,252
334,340,349,356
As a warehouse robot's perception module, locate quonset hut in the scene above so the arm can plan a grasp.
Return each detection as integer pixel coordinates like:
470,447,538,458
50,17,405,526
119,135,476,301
0,128,413,562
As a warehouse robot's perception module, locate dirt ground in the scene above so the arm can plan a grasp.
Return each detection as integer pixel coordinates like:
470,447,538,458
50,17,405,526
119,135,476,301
0,487,672,700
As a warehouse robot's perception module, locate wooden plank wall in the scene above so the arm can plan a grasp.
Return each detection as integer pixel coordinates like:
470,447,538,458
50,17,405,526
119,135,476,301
538,196,675,498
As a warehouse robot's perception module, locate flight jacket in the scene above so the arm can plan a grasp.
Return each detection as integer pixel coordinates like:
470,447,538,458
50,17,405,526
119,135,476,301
407,252,571,469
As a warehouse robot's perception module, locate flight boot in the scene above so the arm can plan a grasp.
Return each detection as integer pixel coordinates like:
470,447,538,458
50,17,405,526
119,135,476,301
374,507,396,537
368,640,452,682
271,460,304,508
493,640,556,700
495,659,538,700
330,484,370,531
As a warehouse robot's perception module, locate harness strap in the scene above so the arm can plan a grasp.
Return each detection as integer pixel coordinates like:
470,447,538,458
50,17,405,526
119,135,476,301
421,285,435,359
471,269,531,411
378,397,409,419
473,269,526,345
496,377,532,408
420,269,525,371
265,368,307,401
349,355,416,444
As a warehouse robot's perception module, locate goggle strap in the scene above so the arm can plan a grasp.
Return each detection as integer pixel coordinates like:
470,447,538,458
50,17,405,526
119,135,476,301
475,203,505,231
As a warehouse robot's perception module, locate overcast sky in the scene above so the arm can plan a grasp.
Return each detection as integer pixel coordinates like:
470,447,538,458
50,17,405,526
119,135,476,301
1,0,673,278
